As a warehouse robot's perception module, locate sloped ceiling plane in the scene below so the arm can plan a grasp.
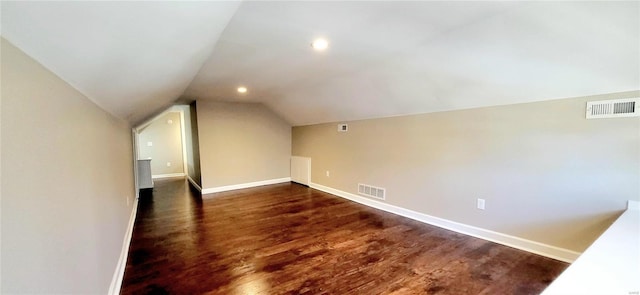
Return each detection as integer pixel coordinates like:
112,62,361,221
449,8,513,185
2,1,638,126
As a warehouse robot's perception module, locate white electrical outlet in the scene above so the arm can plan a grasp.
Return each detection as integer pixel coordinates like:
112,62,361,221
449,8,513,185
147,141,153,147
326,171,330,177
477,198,486,210
166,162,171,167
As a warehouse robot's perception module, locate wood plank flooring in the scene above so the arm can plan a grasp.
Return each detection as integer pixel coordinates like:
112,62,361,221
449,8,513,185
121,178,568,294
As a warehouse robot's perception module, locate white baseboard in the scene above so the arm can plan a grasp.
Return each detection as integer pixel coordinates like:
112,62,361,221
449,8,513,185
108,198,138,295
187,175,202,192
309,182,581,263
152,173,185,179
202,177,291,195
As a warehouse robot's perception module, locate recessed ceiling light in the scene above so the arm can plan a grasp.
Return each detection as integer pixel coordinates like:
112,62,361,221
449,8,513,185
237,86,247,93
311,38,329,51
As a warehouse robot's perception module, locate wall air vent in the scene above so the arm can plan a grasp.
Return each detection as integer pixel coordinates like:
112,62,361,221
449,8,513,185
358,183,385,200
586,98,639,119
338,123,348,132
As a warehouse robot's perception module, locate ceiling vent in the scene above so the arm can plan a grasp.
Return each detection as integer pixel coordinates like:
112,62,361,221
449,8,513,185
358,183,385,200
586,98,639,119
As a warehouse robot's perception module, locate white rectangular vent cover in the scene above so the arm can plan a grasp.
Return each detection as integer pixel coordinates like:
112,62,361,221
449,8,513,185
586,98,639,119
358,183,385,200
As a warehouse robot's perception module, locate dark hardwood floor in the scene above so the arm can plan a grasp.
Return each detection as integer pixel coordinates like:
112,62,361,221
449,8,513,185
121,178,567,294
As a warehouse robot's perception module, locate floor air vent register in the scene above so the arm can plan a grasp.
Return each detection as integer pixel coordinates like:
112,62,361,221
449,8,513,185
358,183,385,200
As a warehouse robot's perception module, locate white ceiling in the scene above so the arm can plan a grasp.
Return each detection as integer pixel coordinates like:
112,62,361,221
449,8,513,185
0,1,240,123
2,1,639,126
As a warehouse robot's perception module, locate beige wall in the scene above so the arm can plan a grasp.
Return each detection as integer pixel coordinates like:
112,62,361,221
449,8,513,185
138,111,184,175
0,38,135,293
197,101,291,189
292,91,640,253
0,35,3,292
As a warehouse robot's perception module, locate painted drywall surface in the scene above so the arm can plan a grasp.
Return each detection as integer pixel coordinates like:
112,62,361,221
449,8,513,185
292,91,640,252
197,101,291,189
138,111,184,175
0,35,3,292
0,38,135,293
185,102,201,186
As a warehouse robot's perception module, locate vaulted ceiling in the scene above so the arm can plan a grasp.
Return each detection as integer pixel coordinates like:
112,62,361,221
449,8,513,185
2,1,638,126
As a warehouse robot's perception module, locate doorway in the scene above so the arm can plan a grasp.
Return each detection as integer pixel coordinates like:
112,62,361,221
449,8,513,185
132,104,202,196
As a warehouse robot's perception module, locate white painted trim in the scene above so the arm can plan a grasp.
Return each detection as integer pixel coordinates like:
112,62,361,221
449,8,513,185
627,200,639,211
202,177,292,195
108,198,138,295
178,107,189,176
132,128,140,199
187,175,202,192
309,182,581,263
152,173,185,179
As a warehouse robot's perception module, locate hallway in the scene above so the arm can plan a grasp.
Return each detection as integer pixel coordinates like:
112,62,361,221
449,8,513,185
121,179,567,294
